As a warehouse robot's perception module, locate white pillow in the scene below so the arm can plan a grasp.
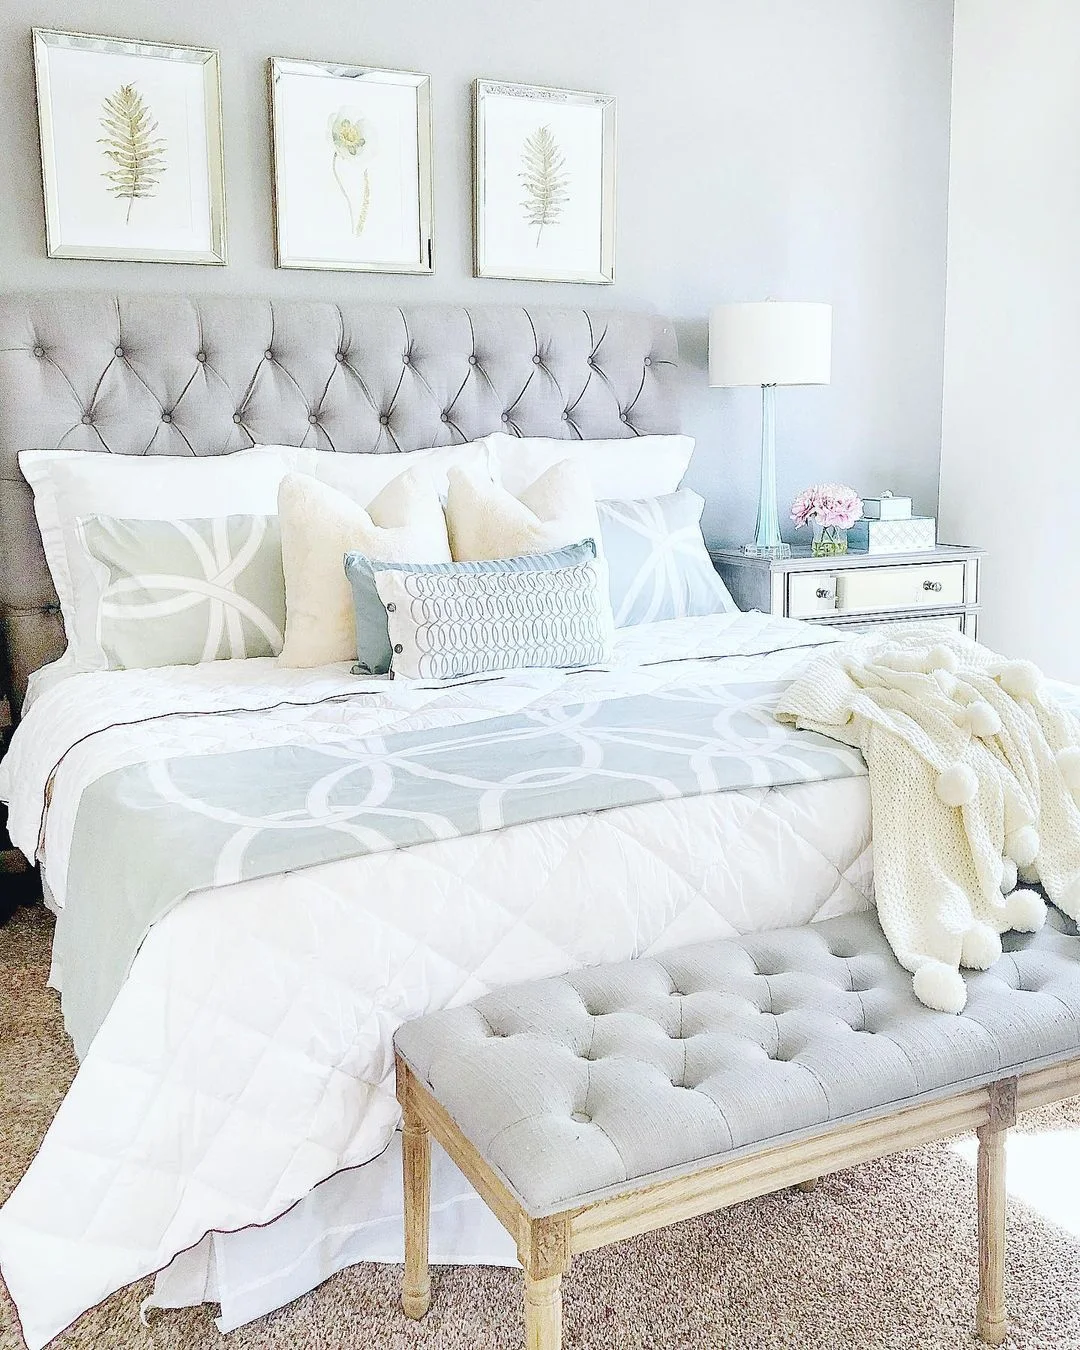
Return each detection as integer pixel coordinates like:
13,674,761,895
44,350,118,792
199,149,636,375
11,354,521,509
19,448,296,677
482,432,695,500
445,461,600,562
277,471,451,668
250,440,493,504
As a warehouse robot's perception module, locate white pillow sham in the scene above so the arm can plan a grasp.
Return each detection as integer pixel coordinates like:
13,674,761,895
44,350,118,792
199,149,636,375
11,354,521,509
20,448,295,678
482,432,695,500
250,440,493,503
277,471,451,668
446,460,600,562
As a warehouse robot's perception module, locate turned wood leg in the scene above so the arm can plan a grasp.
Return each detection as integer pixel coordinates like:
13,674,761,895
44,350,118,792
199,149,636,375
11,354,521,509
524,1273,562,1350
398,1065,431,1320
519,1213,570,1350
976,1079,1015,1346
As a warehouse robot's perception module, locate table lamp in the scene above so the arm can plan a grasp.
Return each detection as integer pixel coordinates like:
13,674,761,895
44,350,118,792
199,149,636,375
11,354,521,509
709,301,832,558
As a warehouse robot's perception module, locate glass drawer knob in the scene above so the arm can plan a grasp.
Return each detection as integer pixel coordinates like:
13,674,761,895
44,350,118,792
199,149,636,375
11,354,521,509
816,587,832,599
923,580,943,592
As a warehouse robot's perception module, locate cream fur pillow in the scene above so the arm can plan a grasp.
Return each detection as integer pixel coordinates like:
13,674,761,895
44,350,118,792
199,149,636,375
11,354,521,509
446,460,600,562
278,470,451,667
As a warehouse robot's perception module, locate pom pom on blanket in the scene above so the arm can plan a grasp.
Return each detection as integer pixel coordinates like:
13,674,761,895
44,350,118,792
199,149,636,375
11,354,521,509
992,659,1043,702
926,644,959,674
967,700,1002,738
1058,746,1080,796
1006,825,1040,867
913,960,967,1014
1000,857,1019,894
961,923,1002,970
1006,889,1047,932
937,763,979,807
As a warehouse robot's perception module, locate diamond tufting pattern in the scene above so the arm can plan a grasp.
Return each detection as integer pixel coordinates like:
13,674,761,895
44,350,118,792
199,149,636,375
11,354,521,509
397,908,1080,1215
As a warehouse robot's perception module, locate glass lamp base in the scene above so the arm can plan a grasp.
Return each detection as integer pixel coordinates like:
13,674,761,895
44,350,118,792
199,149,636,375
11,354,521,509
741,541,791,560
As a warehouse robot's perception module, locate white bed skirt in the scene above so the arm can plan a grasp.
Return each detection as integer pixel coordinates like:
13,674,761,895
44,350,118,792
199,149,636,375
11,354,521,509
149,1133,517,1332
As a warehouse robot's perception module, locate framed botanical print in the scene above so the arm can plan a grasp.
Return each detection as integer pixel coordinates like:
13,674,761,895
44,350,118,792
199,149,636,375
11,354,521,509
473,79,616,284
32,28,226,264
269,57,434,274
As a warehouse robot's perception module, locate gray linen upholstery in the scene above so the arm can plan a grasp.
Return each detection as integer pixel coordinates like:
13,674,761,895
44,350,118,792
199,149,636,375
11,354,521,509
395,909,1080,1216
0,294,678,712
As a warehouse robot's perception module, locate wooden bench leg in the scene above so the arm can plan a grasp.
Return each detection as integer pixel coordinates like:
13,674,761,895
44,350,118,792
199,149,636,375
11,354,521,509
520,1214,570,1350
976,1080,1015,1346
398,1063,432,1320
524,1273,562,1350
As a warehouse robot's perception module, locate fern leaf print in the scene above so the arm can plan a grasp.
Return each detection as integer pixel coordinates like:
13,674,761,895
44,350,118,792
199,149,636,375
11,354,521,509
520,125,569,246
98,83,167,224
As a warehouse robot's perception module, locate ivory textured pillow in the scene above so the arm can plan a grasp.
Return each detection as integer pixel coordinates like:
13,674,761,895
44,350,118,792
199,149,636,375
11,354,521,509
369,541,614,681
277,470,451,668
78,515,285,669
445,460,600,563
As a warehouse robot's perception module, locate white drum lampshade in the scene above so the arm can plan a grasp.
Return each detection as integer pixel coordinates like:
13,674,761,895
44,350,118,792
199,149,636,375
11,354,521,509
708,301,832,558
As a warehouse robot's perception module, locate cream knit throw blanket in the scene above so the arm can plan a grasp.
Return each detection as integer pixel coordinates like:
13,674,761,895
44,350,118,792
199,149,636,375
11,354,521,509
776,629,1080,1013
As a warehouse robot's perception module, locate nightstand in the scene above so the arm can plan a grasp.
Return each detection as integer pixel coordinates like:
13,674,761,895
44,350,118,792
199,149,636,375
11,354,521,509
710,544,984,638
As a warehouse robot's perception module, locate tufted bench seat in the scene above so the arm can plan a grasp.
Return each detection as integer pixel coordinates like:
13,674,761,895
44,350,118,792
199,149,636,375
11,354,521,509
393,909,1080,1348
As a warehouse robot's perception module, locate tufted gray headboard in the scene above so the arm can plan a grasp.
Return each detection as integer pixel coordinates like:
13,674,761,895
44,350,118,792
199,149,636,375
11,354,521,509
0,293,678,714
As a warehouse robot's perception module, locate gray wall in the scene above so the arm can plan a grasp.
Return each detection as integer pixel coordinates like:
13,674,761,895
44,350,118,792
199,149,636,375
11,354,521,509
0,0,954,547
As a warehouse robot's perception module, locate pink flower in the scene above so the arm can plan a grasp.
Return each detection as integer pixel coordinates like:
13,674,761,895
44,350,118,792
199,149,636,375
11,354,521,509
789,483,863,531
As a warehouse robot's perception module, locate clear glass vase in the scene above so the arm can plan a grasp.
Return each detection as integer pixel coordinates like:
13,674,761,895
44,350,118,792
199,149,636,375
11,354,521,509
812,522,848,557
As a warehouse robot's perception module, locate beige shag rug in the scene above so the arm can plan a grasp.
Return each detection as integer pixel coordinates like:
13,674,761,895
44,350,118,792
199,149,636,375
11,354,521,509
3,902,1080,1350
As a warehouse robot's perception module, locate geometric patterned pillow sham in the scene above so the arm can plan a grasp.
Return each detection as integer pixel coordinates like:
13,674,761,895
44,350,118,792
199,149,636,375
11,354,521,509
77,514,285,669
598,490,736,627
367,540,614,681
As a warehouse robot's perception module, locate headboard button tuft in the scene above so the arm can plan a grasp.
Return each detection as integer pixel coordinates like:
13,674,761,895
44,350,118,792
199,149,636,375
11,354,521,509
32,345,45,358
161,413,172,424
114,347,124,359
80,414,92,425
233,413,243,425
196,351,207,363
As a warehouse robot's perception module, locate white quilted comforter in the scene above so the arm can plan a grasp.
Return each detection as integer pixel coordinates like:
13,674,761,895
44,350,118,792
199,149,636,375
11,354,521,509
0,613,874,1349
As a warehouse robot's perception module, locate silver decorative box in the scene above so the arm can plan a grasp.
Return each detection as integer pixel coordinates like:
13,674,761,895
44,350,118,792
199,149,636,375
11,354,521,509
861,493,912,520
848,516,936,554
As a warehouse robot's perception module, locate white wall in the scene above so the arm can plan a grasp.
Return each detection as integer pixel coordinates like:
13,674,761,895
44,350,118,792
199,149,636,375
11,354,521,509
0,0,954,546
940,0,1080,678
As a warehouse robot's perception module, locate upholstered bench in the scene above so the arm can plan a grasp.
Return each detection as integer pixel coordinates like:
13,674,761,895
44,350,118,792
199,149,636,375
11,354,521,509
393,909,1080,1349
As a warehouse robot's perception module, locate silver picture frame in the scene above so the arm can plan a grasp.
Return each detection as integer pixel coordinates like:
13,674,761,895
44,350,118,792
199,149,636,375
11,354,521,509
33,28,227,265
473,78,616,285
269,56,434,275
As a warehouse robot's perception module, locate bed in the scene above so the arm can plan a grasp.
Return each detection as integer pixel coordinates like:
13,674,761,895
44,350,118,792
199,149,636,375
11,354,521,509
0,294,874,1350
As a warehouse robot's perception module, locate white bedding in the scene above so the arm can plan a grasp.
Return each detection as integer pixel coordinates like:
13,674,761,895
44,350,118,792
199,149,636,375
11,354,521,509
0,613,874,1349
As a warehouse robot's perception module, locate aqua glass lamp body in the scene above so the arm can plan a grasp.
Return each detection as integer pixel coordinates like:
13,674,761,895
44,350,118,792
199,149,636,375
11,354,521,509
708,302,833,559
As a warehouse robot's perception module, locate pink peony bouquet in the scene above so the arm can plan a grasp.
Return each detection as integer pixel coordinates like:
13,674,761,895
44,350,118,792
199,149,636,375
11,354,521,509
790,483,863,531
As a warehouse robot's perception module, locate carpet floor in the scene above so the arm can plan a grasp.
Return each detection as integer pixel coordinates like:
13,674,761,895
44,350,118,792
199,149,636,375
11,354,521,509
3,901,1080,1350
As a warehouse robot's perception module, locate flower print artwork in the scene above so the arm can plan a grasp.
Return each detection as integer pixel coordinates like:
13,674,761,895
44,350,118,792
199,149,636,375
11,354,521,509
329,110,377,235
